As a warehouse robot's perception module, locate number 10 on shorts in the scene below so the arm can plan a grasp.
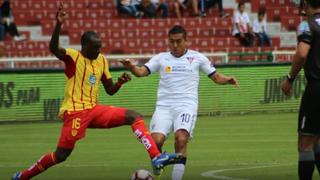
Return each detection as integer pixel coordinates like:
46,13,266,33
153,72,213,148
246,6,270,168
180,113,196,124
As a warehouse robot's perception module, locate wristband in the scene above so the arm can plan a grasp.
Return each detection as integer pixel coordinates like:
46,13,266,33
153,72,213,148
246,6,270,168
286,74,295,83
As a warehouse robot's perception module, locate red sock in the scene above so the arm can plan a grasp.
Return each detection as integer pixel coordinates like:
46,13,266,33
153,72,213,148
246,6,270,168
20,152,57,179
131,118,161,159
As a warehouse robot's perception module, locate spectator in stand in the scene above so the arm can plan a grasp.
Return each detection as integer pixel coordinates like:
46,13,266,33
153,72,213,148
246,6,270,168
232,2,255,47
0,0,26,41
151,0,169,18
199,0,230,18
173,0,200,18
137,0,157,18
253,9,272,47
116,0,142,18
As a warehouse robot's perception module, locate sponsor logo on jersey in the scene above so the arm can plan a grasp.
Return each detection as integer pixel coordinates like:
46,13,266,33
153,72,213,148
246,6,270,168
165,66,172,73
171,66,192,72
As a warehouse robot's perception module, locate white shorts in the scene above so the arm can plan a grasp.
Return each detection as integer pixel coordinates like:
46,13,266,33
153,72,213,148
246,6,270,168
149,105,198,138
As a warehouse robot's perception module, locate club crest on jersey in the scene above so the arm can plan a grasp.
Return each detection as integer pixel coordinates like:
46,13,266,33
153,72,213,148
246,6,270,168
187,57,194,64
89,74,96,86
71,130,78,137
165,66,172,73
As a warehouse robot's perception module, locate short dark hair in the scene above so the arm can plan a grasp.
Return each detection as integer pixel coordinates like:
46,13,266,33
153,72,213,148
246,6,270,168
258,7,266,15
238,1,245,9
168,25,187,39
306,0,320,8
81,31,99,46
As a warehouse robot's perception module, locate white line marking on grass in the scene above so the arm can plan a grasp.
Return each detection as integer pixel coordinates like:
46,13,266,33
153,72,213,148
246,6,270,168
201,164,293,180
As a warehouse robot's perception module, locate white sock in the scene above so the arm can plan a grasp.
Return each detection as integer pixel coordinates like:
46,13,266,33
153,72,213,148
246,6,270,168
172,164,185,180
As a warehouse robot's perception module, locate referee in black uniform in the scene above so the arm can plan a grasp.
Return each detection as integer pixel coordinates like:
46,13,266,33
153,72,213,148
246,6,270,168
281,0,320,179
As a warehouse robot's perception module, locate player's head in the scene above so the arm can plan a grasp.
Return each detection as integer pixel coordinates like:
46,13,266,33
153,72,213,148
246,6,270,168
305,0,320,8
303,0,320,15
258,7,266,21
168,25,187,57
238,2,245,13
80,31,102,60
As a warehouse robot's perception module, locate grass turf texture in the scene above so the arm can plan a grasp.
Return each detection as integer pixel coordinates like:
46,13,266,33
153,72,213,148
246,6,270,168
1,113,317,179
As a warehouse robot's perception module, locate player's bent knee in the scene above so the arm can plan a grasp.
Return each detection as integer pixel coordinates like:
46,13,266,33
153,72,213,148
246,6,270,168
125,109,143,124
175,136,188,144
175,130,189,144
55,148,72,163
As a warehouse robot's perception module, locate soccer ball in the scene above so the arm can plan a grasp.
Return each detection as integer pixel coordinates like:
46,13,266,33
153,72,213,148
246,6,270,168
131,169,154,180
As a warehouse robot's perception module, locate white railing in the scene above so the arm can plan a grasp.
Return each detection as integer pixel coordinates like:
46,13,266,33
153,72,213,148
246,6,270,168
0,51,295,69
272,50,295,62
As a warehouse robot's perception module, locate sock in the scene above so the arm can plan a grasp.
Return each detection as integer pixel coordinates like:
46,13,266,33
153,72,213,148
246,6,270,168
131,118,160,159
314,143,320,173
172,157,187,180
299,151,315,180
172,164,185,180
20,152,57,179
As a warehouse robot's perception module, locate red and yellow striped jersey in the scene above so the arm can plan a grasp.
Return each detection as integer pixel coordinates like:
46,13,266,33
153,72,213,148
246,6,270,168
58,48,112,117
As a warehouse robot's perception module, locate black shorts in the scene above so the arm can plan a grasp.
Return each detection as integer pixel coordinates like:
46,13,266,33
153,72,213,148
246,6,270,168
298,82,320,135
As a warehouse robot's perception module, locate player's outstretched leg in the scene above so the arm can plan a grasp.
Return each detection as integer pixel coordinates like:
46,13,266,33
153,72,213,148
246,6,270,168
12,148,72,180
126,110,184,173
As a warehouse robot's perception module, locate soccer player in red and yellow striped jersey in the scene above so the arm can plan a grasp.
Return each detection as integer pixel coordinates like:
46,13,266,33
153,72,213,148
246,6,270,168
12,2,181,180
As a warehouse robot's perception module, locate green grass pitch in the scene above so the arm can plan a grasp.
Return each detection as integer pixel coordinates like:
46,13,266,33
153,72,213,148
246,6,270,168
0,113,318,179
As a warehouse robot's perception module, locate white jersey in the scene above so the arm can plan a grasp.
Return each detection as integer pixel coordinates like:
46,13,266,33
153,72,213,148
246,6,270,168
145,49,216,107
253,19,267,33
232,11,251,35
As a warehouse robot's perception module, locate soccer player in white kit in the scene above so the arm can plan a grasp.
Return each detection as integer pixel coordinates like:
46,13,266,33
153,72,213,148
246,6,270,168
121,25,239,180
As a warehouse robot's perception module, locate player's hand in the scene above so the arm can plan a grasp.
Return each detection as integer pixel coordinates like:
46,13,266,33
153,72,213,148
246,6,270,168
117,72,131,85
56,1,67,24
120,59,134,70
281,79,292,96
228,77,239,88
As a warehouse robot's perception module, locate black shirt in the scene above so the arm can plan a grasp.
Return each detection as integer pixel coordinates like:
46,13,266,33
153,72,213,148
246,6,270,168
298,13,320,82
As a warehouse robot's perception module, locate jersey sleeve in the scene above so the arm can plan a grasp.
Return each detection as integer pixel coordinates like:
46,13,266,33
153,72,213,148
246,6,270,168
62,48,79,61
252,19,259,33
309,13,320,41
245,13,251,24
61,48,79,78
144,53,162,74
234,13,240,24
199,54,216,77
102,55,112,79
297,21,312,44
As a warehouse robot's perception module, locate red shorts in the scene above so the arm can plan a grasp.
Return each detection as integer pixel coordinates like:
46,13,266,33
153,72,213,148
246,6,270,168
57,105,127,149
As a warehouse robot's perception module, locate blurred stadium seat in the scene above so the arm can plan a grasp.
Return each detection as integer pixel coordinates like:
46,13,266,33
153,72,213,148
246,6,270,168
0,0,298,66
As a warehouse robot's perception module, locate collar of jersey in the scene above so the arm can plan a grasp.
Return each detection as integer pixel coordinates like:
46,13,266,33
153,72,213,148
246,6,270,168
170,49,188,58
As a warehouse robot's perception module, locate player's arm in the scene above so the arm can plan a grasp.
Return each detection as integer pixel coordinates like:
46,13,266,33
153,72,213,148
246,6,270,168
49,2,66,60
281,42,310,96
210,72,239,87
281,20,312,96
101,73,131,95
120,59,150,77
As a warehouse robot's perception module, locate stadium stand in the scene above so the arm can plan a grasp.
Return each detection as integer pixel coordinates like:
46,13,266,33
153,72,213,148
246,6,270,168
0,0,298,65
